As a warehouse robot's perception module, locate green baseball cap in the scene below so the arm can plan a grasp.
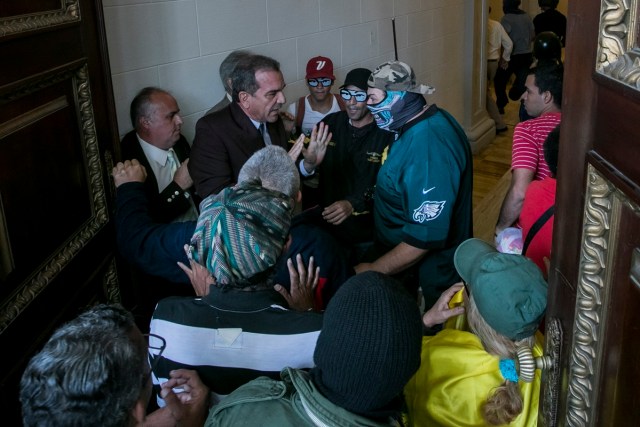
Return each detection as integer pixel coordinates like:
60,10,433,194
454,238,548,340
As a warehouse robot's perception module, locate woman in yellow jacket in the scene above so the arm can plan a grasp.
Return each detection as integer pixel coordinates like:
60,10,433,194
405,238,547,427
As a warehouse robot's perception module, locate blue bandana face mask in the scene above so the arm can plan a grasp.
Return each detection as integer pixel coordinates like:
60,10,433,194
368,91,427,132
367,91,405,131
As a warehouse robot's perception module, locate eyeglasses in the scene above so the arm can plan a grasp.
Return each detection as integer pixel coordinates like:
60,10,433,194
308,78,333,87
145,333,166,373
340,89,368,102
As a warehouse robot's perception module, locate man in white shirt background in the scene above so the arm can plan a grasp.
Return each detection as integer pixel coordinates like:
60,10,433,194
487,7,513,133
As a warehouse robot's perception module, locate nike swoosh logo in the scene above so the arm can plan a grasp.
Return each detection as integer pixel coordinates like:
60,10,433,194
422,187,435,194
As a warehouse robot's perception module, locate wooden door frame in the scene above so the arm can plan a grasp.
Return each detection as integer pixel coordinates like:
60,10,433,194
0,0,120,421
545,0,640,425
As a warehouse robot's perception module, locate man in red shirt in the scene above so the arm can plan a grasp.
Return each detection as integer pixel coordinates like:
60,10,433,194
495,61,562,237
519,125,559,274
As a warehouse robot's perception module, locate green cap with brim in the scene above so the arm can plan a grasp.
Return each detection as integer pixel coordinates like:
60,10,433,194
454,238,548,340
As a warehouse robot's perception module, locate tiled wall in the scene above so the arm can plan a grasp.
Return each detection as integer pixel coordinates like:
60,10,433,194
104,0,467,142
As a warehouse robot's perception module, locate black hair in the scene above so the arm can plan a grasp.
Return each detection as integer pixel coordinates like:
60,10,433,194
503,0,523,14
543,125,560,176
538,0,559,9
528,61,564,108
20,305,145,427
231,55,281,102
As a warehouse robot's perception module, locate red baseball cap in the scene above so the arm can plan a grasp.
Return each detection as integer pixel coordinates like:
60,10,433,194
305,56,335,80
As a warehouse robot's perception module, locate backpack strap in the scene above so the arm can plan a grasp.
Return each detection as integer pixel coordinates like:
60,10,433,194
522,205,555,256
295,96,306,132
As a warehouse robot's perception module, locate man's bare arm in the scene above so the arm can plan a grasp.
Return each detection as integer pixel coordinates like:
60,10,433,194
354,242,427,276
495,168,535,234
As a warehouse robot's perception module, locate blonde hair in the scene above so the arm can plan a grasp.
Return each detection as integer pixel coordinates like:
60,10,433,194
466,295,535,425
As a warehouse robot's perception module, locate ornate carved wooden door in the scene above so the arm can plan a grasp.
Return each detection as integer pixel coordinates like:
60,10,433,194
0,0,120,422
541,0,640,426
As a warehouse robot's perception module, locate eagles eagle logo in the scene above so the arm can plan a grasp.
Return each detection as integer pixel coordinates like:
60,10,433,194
413,200,446,223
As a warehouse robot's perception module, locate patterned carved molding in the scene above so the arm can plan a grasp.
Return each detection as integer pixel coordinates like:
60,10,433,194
596,0,640,89
103,258,121,304
565,164,640,426
0,0,80,38
0,64,108,333
0,60,85,103
540,317,563,427
566,165,611,427
0,193,12,281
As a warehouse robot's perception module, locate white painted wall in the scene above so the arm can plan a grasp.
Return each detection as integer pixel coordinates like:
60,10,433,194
103,0,467,143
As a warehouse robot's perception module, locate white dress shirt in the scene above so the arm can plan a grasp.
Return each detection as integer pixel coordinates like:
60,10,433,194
137,135,176,192
488,19,513,62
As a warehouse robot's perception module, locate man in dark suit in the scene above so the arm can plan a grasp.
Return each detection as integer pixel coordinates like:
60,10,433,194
189,55,295,197
121,87,197,223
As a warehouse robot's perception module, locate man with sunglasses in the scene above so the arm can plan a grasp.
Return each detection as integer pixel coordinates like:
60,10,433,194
285,56,345,138
307,68,393,257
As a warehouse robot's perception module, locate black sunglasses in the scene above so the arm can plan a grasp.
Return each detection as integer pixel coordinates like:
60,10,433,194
145,333,166,373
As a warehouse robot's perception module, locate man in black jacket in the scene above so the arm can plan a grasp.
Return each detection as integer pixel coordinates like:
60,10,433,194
121,87,197,223
303,68,393,259
114,147,353,308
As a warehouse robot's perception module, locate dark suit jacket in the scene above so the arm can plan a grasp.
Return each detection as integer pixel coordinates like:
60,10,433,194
120,130,195,222
189,102,289,197
115,182,353,307
205,95,231,116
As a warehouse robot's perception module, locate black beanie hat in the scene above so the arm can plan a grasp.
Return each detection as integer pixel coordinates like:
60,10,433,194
310,271,422,418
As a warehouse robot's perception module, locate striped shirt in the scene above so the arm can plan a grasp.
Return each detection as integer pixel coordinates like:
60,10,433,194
150,289,322,405
511,112,561,180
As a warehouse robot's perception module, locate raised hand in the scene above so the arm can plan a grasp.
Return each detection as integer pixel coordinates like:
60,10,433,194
301,122,332,173
177,244,215,296
274,254,319,312
288,133,304,162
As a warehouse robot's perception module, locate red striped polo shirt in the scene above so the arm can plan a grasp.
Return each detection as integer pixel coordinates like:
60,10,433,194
511,112,561,180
